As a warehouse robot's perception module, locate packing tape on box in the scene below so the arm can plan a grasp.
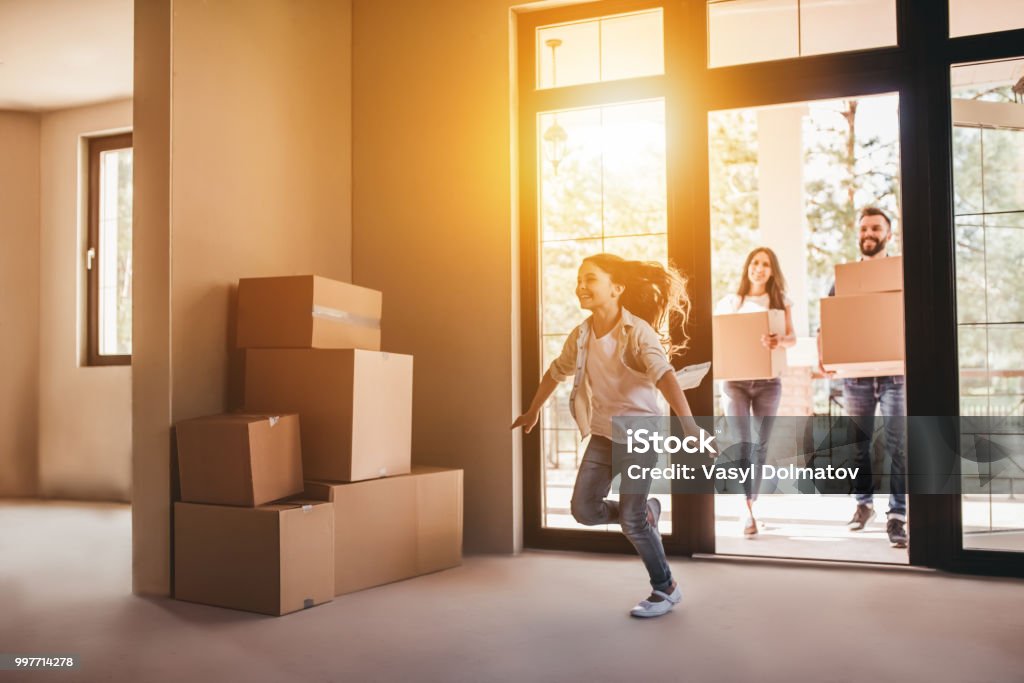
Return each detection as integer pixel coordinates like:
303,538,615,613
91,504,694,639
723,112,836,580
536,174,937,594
378,467,387,477
311,305,381,329
302,504,312,513
268,416,280,427
303,598,314,609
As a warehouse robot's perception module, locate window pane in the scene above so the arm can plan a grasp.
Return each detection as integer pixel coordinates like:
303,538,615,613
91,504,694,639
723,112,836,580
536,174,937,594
536,9,663,90
601,100,666,237
952,126,984,216
800,0,897,57
950,0,1024,38
984,128,1024,214
537,21,599,90
98,147,133,356
708,0,798,68
541,238,600,336
600,10,664,82
707,0,897,68
539,109,602,241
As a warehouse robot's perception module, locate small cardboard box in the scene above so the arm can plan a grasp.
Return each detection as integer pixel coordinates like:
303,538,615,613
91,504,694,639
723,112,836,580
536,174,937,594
712,310,787,381
834,256,903,296
821,291,905,378
304,467,463,596
244,349,413,482
237,275,382,350
175,413,303,507
174,500,334,616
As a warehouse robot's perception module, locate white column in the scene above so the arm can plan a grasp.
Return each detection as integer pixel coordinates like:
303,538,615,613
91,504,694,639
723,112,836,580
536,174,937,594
757,105,810,337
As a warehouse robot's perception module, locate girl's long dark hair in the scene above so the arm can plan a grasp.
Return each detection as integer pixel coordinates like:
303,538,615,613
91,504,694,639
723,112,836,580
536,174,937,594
737,247,788,310
582,253,691,356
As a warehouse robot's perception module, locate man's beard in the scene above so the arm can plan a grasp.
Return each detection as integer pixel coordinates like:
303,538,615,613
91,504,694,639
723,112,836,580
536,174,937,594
860,236,886,257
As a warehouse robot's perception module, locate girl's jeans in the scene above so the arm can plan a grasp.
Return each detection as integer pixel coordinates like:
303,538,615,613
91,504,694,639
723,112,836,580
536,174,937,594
570,435,673,593
722,378,783,501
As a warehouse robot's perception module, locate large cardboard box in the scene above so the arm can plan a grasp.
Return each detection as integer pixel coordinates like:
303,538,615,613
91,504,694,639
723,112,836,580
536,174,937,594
237,275,382,350
174,501,334,616
712,310,787,381
304,467,462,596
244,349,413,482
175,413,303,507
820,291,905,378
834,256,903,296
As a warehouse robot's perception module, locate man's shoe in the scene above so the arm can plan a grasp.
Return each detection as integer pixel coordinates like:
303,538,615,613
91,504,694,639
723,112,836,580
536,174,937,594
887,518,908,548
847,503,876,531
630,584,681,618
646,498,662,529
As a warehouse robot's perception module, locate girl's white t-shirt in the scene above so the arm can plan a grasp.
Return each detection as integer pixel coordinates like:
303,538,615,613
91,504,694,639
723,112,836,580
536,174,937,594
715,292,792,314
586,321,661,441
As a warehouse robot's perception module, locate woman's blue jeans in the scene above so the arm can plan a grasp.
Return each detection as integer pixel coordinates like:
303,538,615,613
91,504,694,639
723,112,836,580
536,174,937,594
722,378,783,501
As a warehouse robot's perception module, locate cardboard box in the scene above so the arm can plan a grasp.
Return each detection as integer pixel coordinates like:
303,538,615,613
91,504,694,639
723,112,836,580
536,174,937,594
834,256,903,296
712,310,787,381
820,291,905,378
174,501,334,616
237,275,382,350
244,349,413,482
304,467,463,596
175,413,304,507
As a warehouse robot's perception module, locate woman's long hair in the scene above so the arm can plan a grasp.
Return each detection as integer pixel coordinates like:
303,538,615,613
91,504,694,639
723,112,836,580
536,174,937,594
736,247,788,310
582,253,691,356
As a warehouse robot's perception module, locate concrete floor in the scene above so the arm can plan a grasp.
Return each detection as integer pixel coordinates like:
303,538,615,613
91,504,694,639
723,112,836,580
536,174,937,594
2,501,1023,683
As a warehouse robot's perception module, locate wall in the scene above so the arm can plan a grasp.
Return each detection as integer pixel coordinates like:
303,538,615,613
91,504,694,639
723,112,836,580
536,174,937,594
351,0,527,553
0,112,41,498
133,0,353,595
38,99,133,501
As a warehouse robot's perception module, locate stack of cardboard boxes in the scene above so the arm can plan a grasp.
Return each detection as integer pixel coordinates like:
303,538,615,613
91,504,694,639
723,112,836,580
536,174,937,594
820,257,905,378
173,275,463,615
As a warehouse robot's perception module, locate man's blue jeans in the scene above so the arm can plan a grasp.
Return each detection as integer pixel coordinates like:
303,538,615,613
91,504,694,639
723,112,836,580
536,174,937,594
570,435,673,592
842,376,907,521
723,378,783,501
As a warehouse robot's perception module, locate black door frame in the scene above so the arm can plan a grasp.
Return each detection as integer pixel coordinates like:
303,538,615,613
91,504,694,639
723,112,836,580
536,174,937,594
517,0,1024,577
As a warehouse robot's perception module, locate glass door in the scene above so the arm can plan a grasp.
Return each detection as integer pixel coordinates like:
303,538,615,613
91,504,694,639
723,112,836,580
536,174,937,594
952,57,1024,554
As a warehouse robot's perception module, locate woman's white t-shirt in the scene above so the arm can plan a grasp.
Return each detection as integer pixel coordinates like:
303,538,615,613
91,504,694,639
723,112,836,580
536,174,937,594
714,292,792,314
586,321,661,441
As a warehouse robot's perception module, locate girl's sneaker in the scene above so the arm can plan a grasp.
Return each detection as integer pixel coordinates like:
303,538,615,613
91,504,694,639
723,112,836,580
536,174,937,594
629,584,681,618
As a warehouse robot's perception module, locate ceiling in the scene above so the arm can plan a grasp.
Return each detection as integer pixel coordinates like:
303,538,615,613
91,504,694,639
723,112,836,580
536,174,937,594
0,0,133,112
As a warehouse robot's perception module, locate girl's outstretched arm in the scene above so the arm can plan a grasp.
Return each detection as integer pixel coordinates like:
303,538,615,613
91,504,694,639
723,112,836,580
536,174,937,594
511,370,560,433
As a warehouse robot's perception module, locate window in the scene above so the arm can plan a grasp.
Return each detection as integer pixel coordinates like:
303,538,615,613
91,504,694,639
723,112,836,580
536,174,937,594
950,0,1024,38
536,9,664,90
706,0,898,68
87,132,133,366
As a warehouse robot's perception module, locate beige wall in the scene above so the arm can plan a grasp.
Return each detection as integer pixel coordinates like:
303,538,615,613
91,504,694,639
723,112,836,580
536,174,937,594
133,0,353,595
351,0,526,553
0,112,41,498
38,100,133,501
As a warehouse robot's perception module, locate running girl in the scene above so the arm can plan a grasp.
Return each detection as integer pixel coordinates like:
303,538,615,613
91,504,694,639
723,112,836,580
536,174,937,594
512,253,701,618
